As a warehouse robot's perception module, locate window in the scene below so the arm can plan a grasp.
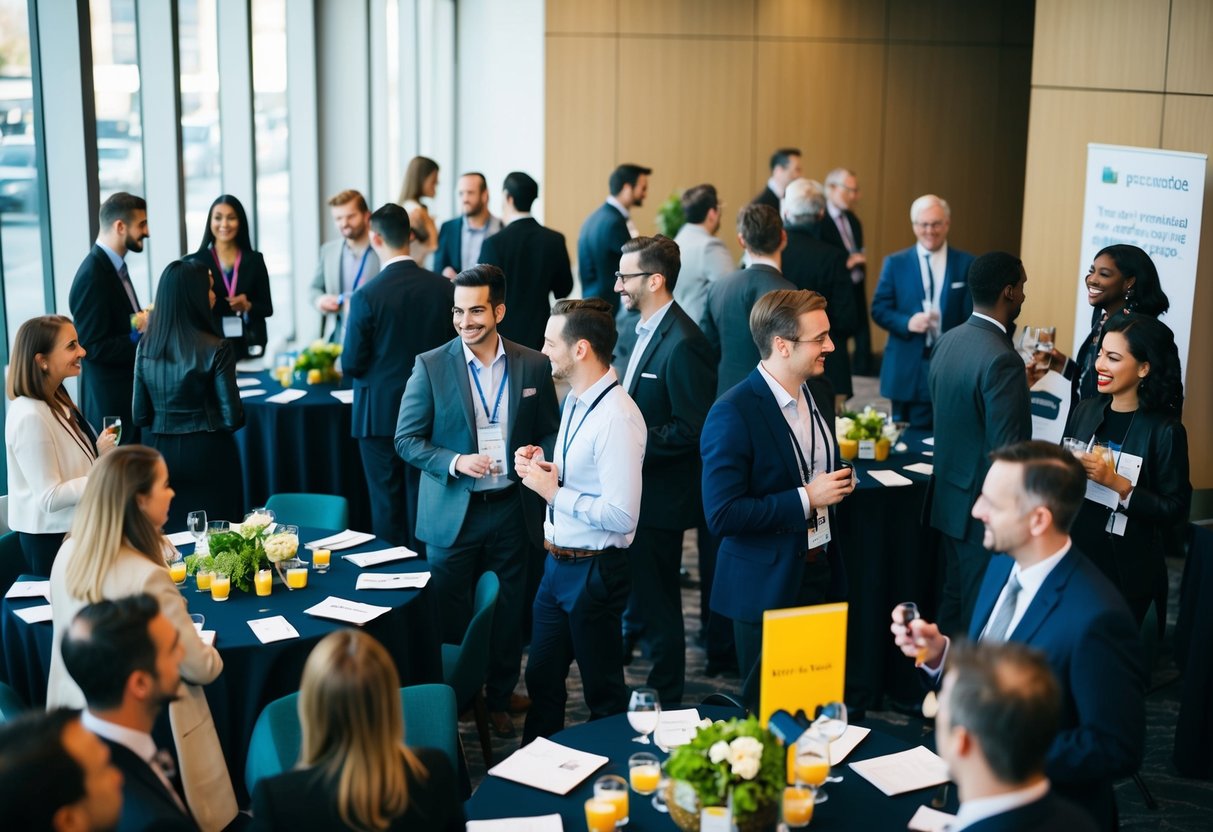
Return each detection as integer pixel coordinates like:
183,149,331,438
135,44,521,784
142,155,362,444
178,0,222,247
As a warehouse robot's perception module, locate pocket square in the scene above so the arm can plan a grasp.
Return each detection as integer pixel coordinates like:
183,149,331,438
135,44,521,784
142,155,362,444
522,387,537,397
641,372,658,379
949,281,965,288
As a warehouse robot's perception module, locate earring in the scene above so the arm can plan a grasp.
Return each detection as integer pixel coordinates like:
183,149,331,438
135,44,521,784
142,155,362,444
41,364,48,372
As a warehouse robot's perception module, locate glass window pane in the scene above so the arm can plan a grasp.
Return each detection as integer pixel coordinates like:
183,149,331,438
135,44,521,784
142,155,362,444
178,0,221,247
252,0,291,346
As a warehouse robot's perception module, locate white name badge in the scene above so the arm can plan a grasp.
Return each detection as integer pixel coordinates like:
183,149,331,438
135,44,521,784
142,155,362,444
477,423,508,481
1083,451,1144,511
222,315,244,338
807,504,832,549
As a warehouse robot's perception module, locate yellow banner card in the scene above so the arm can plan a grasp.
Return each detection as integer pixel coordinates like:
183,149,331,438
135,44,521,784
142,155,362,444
759,602,847,726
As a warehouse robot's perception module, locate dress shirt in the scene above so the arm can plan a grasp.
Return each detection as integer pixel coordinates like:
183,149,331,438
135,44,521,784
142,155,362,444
951,779,1051,832
756,362,830,517
82,710,187,813
546,368,646,550
606,196,639,239
622,300,673,390
379,254,414,269
970,311,1008,335
339,240,372,296
459,215,498,271
827,202,864,286
448,335,511,490
96,240,140,312
766,177,786,200
916,241,948,313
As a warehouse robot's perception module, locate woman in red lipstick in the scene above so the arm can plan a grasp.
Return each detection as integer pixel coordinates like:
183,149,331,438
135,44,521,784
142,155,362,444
1064,314,1190,627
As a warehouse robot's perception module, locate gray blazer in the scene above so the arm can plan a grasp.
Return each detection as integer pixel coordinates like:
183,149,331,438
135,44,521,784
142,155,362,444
308,240,381,341
700,263,794,397
673,223,734,325
394,336,560,549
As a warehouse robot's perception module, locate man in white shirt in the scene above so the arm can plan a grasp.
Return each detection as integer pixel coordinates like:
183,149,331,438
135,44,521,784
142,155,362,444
310,189,381,343
517,297,647,741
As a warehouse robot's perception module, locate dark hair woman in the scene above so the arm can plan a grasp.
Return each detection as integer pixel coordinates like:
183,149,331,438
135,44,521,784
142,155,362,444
1064,314,1189,626
196,194,274,359
133,260,245,530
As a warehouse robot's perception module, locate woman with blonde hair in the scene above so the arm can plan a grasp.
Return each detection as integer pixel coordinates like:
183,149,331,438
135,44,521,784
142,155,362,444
5,315,117,575
249,629,462,831
46,445,238,832
397,155,440,264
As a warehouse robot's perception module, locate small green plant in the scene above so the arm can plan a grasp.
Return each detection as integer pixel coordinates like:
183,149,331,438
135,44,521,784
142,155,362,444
655,192,685,238
664,716,784,819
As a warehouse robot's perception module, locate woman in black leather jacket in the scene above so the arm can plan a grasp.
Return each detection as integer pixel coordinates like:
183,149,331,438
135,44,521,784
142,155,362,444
133,260,245,530
1065,314,1190,626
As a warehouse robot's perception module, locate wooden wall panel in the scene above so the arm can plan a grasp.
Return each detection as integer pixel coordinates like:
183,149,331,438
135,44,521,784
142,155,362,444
546,0,618,35
887,0,1005,43
618,0,754,38
754,0,886,40
1166,0,1213,95
1032,0,1169,91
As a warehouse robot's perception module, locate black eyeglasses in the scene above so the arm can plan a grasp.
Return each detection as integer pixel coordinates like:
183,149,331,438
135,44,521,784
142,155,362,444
614,271,653,281
782,333,832,345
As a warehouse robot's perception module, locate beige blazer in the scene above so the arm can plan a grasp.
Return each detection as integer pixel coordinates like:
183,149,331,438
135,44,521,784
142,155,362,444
5,396,96,534
47,539,237,832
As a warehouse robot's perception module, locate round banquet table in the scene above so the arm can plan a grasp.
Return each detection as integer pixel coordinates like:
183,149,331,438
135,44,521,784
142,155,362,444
233,370,371,531
0,526,440,801
465,706,958,828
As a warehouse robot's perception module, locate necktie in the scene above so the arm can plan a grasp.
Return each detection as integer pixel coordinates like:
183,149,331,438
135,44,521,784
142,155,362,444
923,255,938,347
835,214,856,252
149,749,188,813
118,262,140,313
983,572,1023,642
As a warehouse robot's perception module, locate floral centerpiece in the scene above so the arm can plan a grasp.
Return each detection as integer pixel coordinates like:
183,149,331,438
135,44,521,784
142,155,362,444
294,340,342,384
835,405,900,461
183,512,297,593
664,716,784,831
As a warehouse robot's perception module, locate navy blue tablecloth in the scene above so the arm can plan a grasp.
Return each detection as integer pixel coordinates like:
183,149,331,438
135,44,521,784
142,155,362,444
466,707,956,828
234,370,371,530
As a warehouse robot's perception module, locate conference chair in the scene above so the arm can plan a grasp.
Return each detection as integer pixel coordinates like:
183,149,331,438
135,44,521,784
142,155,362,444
263,493,349,530
0,682,27,722
441,571,499,766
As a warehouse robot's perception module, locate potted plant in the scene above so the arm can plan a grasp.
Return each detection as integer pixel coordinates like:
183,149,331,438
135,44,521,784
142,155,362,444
655,192,685,238
836,406,893,461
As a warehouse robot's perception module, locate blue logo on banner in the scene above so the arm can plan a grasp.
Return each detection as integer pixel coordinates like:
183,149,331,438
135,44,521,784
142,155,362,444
1031,391,1062,419
1102,166,1118,184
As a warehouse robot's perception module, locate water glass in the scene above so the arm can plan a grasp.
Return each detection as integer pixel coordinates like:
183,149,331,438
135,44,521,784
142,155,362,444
1061,437,1088,458
627,688,660,744
187,510,207,552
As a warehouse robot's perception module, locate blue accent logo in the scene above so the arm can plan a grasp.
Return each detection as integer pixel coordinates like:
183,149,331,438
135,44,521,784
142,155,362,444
1101,166,1118,184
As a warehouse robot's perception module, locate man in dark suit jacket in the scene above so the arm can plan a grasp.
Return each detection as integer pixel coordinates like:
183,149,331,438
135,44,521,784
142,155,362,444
432,172,503,279
781,178,857,411
396,265,560,737
935,641,1098,832
344,204,455,549
929,252,1032,634
576,163,649,314
701,203,794,397
871,194,974,428
702,289,856,708
820,168,873,375
750,147,801,210
479,171,573,351
894,442,1145,831
69,192,150,443
613,236,716,707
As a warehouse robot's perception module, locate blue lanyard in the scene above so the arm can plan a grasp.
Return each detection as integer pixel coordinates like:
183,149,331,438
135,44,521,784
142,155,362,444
470,358,509,424
557,381,618,487
350,246,372,293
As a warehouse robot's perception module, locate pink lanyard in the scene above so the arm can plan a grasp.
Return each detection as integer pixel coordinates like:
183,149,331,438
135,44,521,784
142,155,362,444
211,248,242,298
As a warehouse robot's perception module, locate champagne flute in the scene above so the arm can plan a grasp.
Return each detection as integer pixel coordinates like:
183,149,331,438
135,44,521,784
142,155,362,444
102,416,122,445
187,510,207,554
627,688,660,745
813,701,848,784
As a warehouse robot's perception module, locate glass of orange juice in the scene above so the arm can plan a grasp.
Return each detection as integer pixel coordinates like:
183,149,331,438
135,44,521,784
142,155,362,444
584,798,616,832
168,557,187,586
195,569,214,592
593,775,628,827
285,559,308,590
783,786,815,827
628,753,660,796
254,569,273,597
310,547,331,573
210,572,231,602
795,733,831,803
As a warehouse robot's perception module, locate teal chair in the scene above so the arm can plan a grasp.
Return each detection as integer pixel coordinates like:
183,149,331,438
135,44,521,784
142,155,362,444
0,682,27,722
264,493,349,530
441,571,499,766
245,682,458,797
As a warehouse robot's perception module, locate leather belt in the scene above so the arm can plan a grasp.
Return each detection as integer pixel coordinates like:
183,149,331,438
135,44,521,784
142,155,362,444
803,545,826,564
470,483,517,503
544,540,605,561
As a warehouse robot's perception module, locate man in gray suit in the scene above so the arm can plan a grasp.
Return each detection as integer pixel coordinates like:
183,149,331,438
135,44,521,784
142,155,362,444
701,203,794,397
928,251,1032,634
672,184,734,325
395,264,560,738
310,189,380,342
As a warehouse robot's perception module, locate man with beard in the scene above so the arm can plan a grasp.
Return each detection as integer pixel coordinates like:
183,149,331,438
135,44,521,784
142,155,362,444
434,172,503,279
69,192,150,442
310,189,380,343
577,163,650,314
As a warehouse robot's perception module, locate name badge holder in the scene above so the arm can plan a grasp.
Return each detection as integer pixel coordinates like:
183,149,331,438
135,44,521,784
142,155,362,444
471,360,510,484
787,393,833,550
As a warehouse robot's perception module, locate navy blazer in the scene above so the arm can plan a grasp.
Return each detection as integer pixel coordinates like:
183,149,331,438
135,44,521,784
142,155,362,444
968,550,1144,830
962,790,1097,832
68,245,140,430
342,259,455,439
576,201,630,313
871,245,973,402
702,369,845,624
102,739,199,832
432,215,502,277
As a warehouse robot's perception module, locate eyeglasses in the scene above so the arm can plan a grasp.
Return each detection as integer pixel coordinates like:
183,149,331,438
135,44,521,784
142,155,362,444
913,221,946,231
614,271,653,281
782,333,832,345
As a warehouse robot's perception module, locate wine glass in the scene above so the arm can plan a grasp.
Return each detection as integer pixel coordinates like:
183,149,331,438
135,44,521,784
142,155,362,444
813,702,848,784
794,730,831,804
1017,326,1039,365
187,510,207,553
627,688,660,745
102,416,123,445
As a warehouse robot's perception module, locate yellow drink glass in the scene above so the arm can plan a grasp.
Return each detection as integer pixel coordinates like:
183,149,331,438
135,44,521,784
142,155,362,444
783,786,815,827
584,799,616,832
593,775,628,826
210,574,231,602
169,561,187,585
196,570,214,592
286,564,308,589
312,548,331,572
254,569,272,597
628,753,660,795
795,758,829,787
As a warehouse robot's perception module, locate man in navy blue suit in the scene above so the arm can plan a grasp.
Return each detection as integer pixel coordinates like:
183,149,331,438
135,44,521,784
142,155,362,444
432,172,502,279
892,441,1144,830
576,163,650,314
870,194,973,428
701,289,856,708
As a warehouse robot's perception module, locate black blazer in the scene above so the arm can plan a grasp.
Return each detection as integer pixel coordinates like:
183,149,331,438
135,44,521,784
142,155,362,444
202,247,274,359
68,245,139,430
342,259,455,439
102,739,199,832
576,202,630,313
248,748,464,832
479,217,574,350
133,338,244,435
431,215,502,276
700,264,794,397
625,303,716,531
962,790,1098,832
817,208,865,258
782,223,857,397
750,185,779,211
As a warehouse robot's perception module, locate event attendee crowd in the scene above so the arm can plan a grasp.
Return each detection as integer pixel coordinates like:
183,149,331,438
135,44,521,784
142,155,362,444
1,146,1190,831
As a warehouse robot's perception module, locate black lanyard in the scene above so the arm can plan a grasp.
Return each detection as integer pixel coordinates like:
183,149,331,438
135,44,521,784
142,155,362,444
556,381,618,490
784,387,832,482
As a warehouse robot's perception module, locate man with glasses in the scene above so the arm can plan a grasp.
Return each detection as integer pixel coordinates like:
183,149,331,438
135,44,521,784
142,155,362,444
871,194,974,428
820,168,873,375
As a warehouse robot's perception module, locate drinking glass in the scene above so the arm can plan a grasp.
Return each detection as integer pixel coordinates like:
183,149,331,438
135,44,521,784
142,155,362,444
195,569,214,593
1034,326,1056,370
584,798,616,832
1018,326,1039,364
168,552,187,586
627,688,660,744
254,569,273,597
896,601,927,665
628,753,660,796
308,546,331,573
284,558,308,590
814,702,848,785
794,730,831,805
102,416,123,445
189,613,205,631
1093,441,1117,472
593,775,629,827
210,572,231,602
187,510,207,553
207,520,230,539
782,785,816,827
1061,437,1088,458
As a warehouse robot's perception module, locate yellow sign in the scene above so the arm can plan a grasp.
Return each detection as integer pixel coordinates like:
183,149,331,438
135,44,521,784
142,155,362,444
759,602,847,726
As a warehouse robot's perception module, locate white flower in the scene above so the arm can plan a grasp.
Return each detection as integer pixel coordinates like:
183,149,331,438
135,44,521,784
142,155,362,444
244,512,273,530
263,533,299,563
731,755,761,780
708,741,730,764
728,736,762,761
698,718,714,730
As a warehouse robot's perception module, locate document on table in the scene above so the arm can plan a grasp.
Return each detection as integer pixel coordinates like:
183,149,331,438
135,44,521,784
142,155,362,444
13,604,54,624
466,816,564,832
166,531,195,547
5,580,50,601
238,388,267,399
343,546,418,567
265,388,307,405
307,529,376,550
236,377,262,388
654,708,703,750
907,805,956,831
922,437,935,446
488,736,609,795
903,462,934,476
829,724,870,766
867,469,914,487
356,571,431,590
330,389,355,404
849,745,949,796
304,596,393,626
247,615,299,644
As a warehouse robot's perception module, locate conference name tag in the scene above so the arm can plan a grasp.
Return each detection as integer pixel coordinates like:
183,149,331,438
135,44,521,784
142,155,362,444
477,424,508,479
808,505,831,549
221,315,244,338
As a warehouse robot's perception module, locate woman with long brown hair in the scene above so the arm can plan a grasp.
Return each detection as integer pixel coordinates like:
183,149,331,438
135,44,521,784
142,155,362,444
397,155,440,265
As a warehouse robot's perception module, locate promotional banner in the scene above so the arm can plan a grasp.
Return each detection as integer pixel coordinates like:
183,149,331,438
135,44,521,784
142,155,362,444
759,602,847,726
1075,144,1206,378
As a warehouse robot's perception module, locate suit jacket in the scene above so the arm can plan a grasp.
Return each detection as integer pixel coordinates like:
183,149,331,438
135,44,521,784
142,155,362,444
68,245,139,430
103,739,199,832
928,315,1032,543
672,223,735,325
342,259,455,439
818,207,865,263
309,240,381,341
432,214,503,276
701,370,845,623
4,396,96,534
967,550,1144,830
961,790,1098,832
700,264,794,397
625,303,716,531
871,245,974,402
782,223,857,397
479,217,574,350
394,336,560,549
577,201,630,313
202,247,273,358
751,185,779,210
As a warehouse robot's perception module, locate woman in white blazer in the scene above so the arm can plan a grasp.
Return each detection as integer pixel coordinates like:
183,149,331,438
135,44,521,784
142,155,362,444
47,445,238,832
5,315,117,575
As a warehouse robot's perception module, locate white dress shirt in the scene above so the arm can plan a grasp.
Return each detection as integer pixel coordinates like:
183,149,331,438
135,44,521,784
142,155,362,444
951,779,1051,831
606,196,639,239
622,300,673,390
82,710,188,813
970,311,1008,334
546,368,647,550
917,242,948,308
756,362,831,517
448,336,511,490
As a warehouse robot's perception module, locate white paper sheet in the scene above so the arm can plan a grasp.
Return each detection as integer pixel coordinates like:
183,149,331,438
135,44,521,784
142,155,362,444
235,359,267,373
867,469,914,487
166,531,196,547
903,462,934,476
198,630,216,647
330,389,355,404
488,736,609,795
654,708,703,750
265,388,307,405
306,529,376,550
236,377,262,388
343,546,417,567
1084,451,1143,510
922,437,935,446
13,604,54,624
247,615,300,644
238,388,267,399
907,805,956,832
829,724,871,766
356,571,431,590
304,596,393,626
849,746,950,796
466,816,564,832
5,581,50,601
